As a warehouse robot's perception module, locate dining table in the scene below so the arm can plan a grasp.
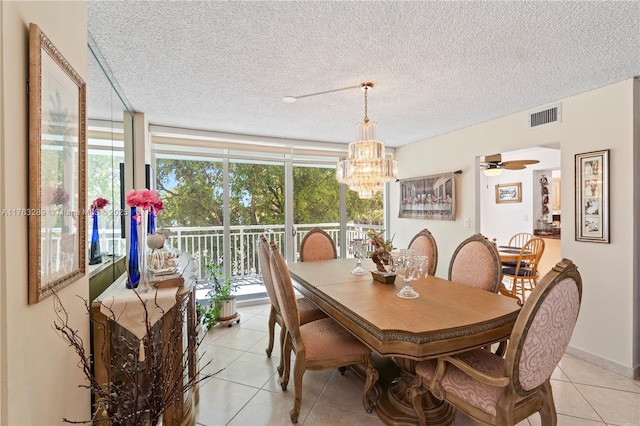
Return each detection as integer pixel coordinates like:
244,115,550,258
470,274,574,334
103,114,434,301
497,245,525,263
288,258,521,426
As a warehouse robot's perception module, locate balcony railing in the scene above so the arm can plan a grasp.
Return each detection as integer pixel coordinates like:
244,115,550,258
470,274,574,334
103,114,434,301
166,223,382,281
90,223,383,286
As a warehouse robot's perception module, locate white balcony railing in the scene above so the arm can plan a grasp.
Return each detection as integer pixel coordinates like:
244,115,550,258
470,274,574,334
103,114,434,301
89,223,383,284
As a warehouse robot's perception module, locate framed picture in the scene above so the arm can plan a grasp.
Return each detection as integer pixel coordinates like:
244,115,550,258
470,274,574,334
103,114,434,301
575,149,609,243
495,182,522,204
398,172,455,220
28,23,87,304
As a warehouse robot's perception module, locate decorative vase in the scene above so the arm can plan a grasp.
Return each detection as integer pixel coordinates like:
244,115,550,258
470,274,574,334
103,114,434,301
149,208,156,234
137,209,151,293
126,206,141,289
88,211,102,265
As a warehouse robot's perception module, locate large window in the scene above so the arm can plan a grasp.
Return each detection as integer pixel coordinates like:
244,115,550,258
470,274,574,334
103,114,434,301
152,131,390,299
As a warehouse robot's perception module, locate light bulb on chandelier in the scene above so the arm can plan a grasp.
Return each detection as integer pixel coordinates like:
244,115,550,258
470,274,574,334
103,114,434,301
336,82,398,199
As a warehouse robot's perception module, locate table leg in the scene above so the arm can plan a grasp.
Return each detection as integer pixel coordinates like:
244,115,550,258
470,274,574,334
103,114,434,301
372,356,454,426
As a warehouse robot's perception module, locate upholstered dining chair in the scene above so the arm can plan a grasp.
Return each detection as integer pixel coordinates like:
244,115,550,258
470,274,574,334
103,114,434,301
409,258,582,426
448,234,503,293
408,228,438,276
257,235,326,376
269,241,378,423
298,227,337,262
502,237,545,303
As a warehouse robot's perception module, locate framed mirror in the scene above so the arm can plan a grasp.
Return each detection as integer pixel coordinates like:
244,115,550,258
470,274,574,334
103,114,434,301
86,32,133,301
28,23,87,303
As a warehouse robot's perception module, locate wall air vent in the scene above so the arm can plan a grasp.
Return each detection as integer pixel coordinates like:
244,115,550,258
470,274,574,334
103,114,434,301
528,103,561,129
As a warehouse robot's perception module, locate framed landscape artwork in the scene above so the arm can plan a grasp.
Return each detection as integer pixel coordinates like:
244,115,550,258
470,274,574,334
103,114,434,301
398,172,455,220
28,23,87,303
575,149,609,243
495,182,522,204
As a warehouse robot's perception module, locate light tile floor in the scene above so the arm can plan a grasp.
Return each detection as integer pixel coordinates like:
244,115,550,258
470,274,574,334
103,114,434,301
194,301,640,426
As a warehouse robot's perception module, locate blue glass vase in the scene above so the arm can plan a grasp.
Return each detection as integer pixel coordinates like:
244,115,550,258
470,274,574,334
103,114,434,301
149,209,156,234
126,206,140,288
88,211,102,265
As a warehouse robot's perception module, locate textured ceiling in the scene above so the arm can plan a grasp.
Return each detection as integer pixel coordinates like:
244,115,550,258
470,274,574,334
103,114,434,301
87,1,640,148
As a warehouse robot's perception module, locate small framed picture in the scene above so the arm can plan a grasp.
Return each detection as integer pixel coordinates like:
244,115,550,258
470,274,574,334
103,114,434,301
495,182,522,204
575,149,609,243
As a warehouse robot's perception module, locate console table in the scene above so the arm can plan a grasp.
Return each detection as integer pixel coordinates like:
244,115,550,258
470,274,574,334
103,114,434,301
91,253,198,425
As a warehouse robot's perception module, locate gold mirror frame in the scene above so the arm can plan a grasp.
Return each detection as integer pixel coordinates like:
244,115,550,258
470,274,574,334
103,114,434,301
28,23,87,303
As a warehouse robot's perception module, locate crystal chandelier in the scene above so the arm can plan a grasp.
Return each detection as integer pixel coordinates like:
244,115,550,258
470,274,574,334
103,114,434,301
336,82,398,199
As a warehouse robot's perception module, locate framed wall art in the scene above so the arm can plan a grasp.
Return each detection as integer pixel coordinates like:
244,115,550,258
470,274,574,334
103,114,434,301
398,172,455,220
28,23,87,303
575,149,609,243
495,182,522,204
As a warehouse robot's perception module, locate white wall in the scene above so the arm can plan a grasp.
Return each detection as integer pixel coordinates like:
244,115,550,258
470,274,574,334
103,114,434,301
391,79,638,375
1,1,91,424
480,147,561,246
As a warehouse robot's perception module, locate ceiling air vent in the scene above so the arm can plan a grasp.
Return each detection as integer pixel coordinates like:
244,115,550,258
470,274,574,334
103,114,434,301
528,104,561,129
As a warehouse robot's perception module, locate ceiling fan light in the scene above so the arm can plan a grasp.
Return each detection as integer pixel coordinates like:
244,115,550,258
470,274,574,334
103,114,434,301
483,167,503,177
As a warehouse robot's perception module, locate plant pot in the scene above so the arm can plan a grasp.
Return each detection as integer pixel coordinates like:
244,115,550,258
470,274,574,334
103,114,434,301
371,270,397,284
216,298,237,321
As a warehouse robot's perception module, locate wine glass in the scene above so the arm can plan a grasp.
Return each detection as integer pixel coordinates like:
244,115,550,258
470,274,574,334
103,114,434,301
395,251,420,299
416,255,429,279
349,239,368,275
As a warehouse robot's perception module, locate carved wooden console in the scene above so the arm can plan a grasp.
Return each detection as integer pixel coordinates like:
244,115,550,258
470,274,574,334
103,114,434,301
91,253,198,425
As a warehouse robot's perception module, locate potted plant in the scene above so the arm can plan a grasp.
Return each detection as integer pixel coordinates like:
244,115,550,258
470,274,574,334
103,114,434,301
204,258,240,325
196,299,220,332
367,229,396,283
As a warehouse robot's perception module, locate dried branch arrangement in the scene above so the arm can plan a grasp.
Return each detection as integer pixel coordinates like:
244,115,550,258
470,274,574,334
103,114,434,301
53,291,217,425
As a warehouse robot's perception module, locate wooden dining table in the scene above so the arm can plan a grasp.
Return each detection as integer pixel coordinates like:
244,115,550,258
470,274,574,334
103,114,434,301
498,246,525,263
288,258,521,426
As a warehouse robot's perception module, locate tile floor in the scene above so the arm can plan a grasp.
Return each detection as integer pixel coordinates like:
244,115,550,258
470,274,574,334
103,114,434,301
194,301,640,426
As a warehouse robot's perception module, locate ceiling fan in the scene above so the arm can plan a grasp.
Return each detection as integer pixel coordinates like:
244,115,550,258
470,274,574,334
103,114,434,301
480,153,540,176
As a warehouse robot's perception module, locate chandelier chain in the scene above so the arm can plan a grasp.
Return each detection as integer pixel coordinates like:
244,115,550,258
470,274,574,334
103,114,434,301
363,86,369,122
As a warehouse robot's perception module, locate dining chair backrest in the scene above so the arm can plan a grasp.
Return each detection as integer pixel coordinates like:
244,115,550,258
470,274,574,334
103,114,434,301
258,234,280,313
507,232,534,249
299,227,337,262
505,258,582,394
408,229,438,276
269,241,302,343
448,233,502,293
503,237,545,279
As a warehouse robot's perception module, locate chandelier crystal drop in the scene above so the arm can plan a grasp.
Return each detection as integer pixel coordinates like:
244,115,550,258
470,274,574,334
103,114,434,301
336,82,398,199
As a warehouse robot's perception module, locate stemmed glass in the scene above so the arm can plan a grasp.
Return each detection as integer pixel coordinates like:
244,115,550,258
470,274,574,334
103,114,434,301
349,239,368,275
395,250,420,299
416,255,429,279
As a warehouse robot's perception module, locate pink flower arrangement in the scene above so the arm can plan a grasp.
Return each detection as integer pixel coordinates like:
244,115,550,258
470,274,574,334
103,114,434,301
43,186,69,206
125,189,160,210
126,189,162,223
91,197,110,212
150,199,164,216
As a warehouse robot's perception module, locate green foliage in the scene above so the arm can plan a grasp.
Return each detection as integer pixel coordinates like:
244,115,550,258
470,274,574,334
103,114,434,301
204,258,239,301
154,157,384,228
293,166,340,224
196,301,220,331
155,158,225,227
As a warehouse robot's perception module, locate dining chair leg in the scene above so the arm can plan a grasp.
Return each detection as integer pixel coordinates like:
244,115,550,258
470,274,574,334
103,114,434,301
280,335,292,391
277,323,287,376
266,306,277,357
539,380,557,426
290,355,306,423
